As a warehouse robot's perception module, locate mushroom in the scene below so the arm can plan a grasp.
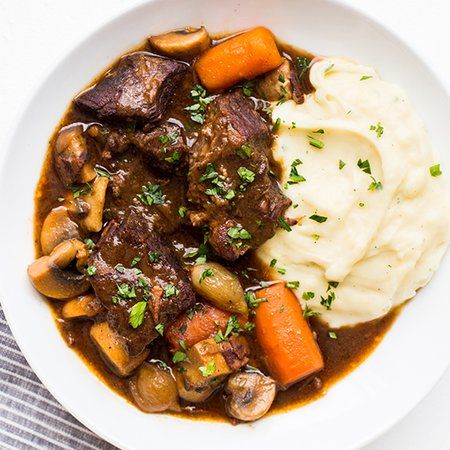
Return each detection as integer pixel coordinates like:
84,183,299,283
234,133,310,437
77,176,109,232
40,206,80,255
130,362,179,413
61,294,102,320
28,239,90,299
148,27,211,60
225,371,276,422
175,371,217,403
54,124,96,187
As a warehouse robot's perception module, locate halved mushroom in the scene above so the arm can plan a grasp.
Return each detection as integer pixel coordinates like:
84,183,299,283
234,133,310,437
77,176,109,232
28,239,90,299
61,294,102,320
54,125,96,187
225,371,276,422
130,362,179,413
149,27,211,60
40,206,80,255
175,371,217,403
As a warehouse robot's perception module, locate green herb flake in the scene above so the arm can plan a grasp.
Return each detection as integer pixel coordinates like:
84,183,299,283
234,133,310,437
178,206,188,218
277,216,292,231
307,135,324,149
227,226,252,242
155,323,164,336
328,331,338,339
95,166,111,179
86,266,96,276
129,301,147,329
270,259,277,267
242,81,255,97
71,183,91,199
430,164,442,177
370,122,384,138
277,267,287,275
148,251,162,263
273,117,281,133
302,291,315,300
303,304,321,318
238,167,256,183
320,291,336,310
286,281,300,289
244,322,255,332
185,84,214,124
245,291,268,310
164,150,181,165
131,257,141,267
84,238,95,252
115,263,125,273
368,177,383,191
288,159,306,184
172,351,189,364
164,283,179,298
339,160,346,170
137,183,165,206
199,268,214,284
357,159,372,174
309,214,328,223
199,358,216,377
360,75,373,81
296,57,310,79
237,143,252,160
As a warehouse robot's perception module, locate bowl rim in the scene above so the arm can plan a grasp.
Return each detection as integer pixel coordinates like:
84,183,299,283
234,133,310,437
1,1,449,449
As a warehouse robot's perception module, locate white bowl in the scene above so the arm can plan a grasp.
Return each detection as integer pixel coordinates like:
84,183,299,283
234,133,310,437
1,1,449,449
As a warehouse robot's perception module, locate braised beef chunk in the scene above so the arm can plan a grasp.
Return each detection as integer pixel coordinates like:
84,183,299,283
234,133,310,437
75,53,187,123
105,122,188,173
89,208,195,355
188,91,291,260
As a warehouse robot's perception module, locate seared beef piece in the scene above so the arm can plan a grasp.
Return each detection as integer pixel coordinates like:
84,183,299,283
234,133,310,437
188,91,291,260
105,122,188,173
89,207,195,356
75,53,187,123
220,335,250,371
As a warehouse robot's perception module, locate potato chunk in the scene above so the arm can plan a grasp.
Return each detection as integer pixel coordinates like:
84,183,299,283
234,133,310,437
90,322,149,377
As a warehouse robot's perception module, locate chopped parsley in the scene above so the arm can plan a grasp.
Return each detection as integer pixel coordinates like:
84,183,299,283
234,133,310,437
199,358,216,377
159,131,179,146
339,160,346,170
199,268,214,283
360,75,373,81
430,164,442,177
137,183,165,206
302,291,315,300
244,322,255,332
277,267,286,275
155,323,164,336
172,351,189,364
277,216,292,231
273,117,281,133
269,259,277,267
357,159,372,174
114,263,125,273
148,251,161,263
199,164,218,182
71,183,91,199
370,122,384,138
286,281,300,289
225,315,242,336
309,214,328,223
185,84,213,124
84,238,95,252
95,166,111,179
368,177,383,191
227,226,252,243
164,283,179,298
178,206,188,218
307,135,324,149
86,266,96,276
328,331,337,339
164,150,181,165
320,291,336,310
131,257,141,267
237,167,256,183
117,283,137,299
237,144,252,160
324,63,335,73
296,57,310,79
242,81,255,97
129,301,147,329
303,304,321,318
245,291,268,310
288,159,306,184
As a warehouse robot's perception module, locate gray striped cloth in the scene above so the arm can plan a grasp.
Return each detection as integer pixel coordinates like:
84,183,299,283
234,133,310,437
0,307,117,450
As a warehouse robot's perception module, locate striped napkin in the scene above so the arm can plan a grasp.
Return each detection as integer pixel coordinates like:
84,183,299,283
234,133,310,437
0,307,117,450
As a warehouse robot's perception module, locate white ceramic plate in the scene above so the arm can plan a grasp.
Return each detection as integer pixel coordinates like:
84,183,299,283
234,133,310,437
1,0,449,449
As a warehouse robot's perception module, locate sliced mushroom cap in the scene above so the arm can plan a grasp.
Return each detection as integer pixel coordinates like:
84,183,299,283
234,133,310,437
28,239,90,299
61,294,102,320
225,371,276,422
40,206,80,255
130,362,179,413
78,176,109,232
149,27,211,60
54,125,96,186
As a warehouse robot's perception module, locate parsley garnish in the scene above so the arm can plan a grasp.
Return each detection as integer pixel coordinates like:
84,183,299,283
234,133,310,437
129,301,147,329
286,281,300,289
199,268,214,283
328,331,337,339
277,216,292,231
237,144,252,160
357,159,372,174
269,259,277,267
84,238,95,252
172,351,189,364
238,167,256,183
320,291,336,310
95,166,111,179
296,57,310,79
185,84,213,124
360,75,372,81
178,206,188,218
199,358,216,377
131,257,141,267
288,159,306,184
164,283,179,298
309,214,328,223
273,117,281,133
430,164,442,177
302,291,315,300
368,177,383,191
164,150,180,165
86,266,96,276
148,251,161,263
303,304,321,318
370,122,384,138
339,160,346,170
245,291,268,310
114,263,125,273
242,81,255,97
71,183,91,199
155,323,164,336
227,226,252,243
308,135,324,149
137,183,165,206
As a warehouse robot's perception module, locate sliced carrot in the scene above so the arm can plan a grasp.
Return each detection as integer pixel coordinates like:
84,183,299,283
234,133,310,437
165,303,246,350
195,27,283,92
254,283,323,387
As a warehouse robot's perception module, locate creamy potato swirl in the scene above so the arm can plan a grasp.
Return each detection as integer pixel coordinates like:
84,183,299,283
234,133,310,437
257,57,450,327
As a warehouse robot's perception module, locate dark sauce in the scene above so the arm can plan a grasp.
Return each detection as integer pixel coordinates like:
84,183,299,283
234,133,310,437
33,33,399,422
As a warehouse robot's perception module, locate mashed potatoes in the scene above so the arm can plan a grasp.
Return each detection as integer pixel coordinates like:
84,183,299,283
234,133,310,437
257,57,450,327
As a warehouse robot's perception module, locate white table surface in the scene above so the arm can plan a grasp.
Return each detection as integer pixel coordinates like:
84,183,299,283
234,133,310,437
0,0,449,449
